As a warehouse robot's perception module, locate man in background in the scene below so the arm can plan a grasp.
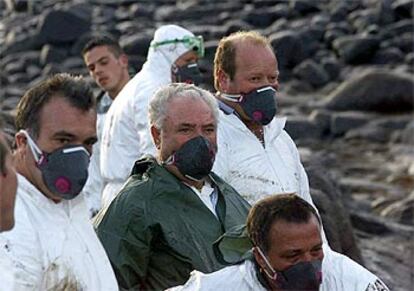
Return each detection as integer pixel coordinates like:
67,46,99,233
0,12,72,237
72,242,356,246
82,35,130,216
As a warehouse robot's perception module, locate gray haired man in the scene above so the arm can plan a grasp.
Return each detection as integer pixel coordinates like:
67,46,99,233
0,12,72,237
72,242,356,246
95,83,250,290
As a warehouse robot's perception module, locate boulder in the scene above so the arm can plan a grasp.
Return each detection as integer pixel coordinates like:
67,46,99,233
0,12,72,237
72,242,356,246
324,69,414,113
36,9,91,45
120,33,153,57
330,111,375,136
333,34,380,64
305,157,363,263
285,116,322,140
293,59,330,88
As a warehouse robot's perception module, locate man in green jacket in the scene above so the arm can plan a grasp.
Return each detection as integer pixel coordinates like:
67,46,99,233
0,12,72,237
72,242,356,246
95,83,250,290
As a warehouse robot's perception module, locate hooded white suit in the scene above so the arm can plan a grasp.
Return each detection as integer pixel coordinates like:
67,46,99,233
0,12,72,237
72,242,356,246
100,25,197,207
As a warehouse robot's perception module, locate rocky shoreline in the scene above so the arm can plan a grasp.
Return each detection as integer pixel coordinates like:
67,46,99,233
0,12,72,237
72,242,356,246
1,0,413,290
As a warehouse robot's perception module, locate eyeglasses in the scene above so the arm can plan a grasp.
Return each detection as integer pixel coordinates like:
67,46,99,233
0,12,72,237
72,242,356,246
150,35,205,58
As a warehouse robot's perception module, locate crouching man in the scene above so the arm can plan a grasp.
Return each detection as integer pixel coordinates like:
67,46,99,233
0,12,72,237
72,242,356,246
171,194,389,291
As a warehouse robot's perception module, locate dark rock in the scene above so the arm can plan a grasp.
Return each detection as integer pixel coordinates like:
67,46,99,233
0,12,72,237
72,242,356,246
293,59,330,88
3,0,28,12
61,57,85,73
405,52,414,67
400,121,414,145
285,116,322,140
42,63,63,76
350,211,392,235
371,47,404,64
390,32,413,53
381,19,414,39
376,0,396,25
269,30,305,75
345,124,393,143
324,69,414,113
321,57,341,80
330,111,375,136
2,30,41,55
242,5,289,28
348,8,380,32
36,9,91,45
332,34,380,64
289,0,321,16
309,109,332,137
284,79,313,95
120,33,153,57
305,158,363,263
224,19,253,35
7,73,29,85
40,44,68,66
392,0,413,19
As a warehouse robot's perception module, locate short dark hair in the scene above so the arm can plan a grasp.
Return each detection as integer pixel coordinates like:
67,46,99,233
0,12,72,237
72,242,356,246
82,35,124,57
247,193,320,253
15,73,95,138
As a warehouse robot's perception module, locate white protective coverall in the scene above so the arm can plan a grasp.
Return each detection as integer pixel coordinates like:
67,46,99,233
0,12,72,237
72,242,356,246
100,25,196,207
82,93,112,217
211,108,389,289
170,245,390,291
0,241,14,290
0,174,118,290
213,110,313,206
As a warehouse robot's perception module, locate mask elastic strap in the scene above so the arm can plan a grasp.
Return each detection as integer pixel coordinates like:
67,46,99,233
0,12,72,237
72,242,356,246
19,130,42,163
256,247,278,281
219,92,243,103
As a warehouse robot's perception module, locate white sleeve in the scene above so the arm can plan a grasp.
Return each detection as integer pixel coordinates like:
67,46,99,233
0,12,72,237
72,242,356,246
0,199,43,288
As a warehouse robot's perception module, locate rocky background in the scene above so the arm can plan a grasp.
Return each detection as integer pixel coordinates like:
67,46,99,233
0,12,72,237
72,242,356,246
1,0,413,290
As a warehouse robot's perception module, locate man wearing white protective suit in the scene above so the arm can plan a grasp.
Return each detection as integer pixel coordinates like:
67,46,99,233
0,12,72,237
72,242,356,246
210,30,389,290
100,24,204,207
171,194,389,291
0,74,117,290
81,34,130,217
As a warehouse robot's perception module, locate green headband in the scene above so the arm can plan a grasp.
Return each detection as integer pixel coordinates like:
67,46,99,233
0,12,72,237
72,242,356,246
150,35,205,58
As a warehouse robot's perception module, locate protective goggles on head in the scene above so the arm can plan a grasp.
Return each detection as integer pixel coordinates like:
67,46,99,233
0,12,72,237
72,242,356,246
150,35,205,58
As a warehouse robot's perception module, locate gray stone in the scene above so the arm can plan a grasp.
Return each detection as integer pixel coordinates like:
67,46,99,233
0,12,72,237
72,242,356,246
36,9,91,45
324,69,414,113
285,116,322,140
330,111,375,136
371,47,404,64
269,30,305,73
293,59,330,88
120,33,152,57
40,44,68,66
392,0,413,18
333,34,380,64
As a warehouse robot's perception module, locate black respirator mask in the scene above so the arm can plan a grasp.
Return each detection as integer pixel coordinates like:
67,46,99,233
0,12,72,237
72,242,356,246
21,130,90,200
172,62,203,85
221,86,277,125
164,136,216,182
256,247,322,290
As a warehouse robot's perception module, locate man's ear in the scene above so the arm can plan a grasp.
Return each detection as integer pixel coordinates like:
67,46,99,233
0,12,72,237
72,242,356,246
150,125,161,150
14,131,27,150
120,54,128,68
217,69,230,93
253,247,266,269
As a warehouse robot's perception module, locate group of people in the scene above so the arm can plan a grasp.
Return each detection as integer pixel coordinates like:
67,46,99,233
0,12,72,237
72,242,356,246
0,24,390,291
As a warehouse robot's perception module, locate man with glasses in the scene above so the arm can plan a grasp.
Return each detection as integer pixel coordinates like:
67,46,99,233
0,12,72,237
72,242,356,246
100,24,204,208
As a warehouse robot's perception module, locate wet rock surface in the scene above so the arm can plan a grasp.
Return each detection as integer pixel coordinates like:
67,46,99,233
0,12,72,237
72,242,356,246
1,0,413,290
